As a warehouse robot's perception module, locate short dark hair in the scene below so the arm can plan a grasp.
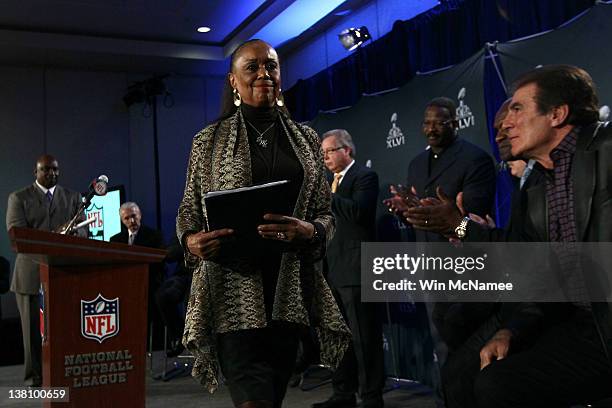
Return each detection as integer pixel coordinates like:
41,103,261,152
425,97,457,120
511,64,599,127
494,98,511,130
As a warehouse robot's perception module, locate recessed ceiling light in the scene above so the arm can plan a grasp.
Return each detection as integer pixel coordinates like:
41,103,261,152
196,26,211,33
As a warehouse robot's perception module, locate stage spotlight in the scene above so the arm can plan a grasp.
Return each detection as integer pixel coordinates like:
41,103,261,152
338,26,371,51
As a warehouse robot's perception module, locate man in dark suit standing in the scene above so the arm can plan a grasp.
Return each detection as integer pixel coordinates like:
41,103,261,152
6,154,83,386
313,129,383,408
110,202,164,345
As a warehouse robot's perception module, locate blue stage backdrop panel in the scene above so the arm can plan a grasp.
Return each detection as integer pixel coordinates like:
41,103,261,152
310,48,489,202
498,3,612,114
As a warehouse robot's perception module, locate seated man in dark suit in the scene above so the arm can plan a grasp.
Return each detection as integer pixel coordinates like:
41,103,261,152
404,65,612,407
110,202,164,346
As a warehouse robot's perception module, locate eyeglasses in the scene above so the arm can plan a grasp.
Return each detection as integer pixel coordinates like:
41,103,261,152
323,146,345,155
421,120,453,129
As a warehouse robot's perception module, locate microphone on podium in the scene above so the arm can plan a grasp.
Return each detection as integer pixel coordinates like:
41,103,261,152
60,175,109,235
83,175,109,205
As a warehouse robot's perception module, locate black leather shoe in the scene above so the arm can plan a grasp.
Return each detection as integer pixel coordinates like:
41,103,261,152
311,395,357,408
166,339,185,357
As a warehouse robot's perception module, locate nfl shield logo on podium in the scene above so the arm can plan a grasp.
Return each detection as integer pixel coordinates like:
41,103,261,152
81,294,120,343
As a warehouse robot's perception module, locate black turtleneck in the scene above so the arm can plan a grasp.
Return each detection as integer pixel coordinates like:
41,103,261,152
241,104,303,189
240,104,304,320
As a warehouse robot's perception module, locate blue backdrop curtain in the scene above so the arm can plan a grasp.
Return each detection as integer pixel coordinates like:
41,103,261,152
284,0,594,123
483,44,513,227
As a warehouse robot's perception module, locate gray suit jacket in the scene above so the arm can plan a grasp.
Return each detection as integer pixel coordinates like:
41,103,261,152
6,183,82,294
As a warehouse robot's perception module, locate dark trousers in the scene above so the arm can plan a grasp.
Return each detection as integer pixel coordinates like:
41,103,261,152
155,274,190,340
15,293,42,384
443,310,612,408
216,323,300,408
332,286,385,406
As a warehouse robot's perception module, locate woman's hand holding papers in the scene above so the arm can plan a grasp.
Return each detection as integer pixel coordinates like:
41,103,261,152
186,228,234,260
257,214,314,243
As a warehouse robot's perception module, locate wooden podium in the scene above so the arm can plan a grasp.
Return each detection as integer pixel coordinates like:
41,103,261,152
9,227,166,408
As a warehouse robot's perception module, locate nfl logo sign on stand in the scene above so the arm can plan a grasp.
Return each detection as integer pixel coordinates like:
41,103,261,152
81,294,119,343
87,203,104,241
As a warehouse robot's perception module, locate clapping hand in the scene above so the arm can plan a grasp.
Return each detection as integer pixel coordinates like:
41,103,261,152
383,184,420,218
405,187,464,235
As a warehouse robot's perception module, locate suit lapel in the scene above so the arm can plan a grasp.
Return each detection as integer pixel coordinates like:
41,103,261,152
411,153,429,195
337,164,358,196
49,185,62,217
525,182,548,241
31,183,46,207
134,228,143,245
572,149,597,241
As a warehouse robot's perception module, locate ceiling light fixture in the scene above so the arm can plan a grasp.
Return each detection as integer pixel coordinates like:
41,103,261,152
338,26,371,51
196,26,211,33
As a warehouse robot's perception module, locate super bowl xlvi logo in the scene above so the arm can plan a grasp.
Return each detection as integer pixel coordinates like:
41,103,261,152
386,112,405,149
456,87,475,130
87,204,104,241
81,294,119,343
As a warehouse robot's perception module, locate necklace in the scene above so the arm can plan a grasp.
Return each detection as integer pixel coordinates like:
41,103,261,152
245,119,275,148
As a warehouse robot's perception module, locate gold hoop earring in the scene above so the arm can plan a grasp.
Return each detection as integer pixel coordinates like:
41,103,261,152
276,89,284,107
233,88,242,107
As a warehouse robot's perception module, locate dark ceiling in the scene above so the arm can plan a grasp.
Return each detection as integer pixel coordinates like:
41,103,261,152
0,0,369,75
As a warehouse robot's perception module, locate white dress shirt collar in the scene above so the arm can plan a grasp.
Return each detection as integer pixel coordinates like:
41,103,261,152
35,181,56,196
336,160,356,184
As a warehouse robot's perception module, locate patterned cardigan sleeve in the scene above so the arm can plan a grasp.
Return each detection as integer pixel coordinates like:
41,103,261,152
298,123,335,260
176,127,210,268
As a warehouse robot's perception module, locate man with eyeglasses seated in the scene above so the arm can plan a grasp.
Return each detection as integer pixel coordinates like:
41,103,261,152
383,97,496,377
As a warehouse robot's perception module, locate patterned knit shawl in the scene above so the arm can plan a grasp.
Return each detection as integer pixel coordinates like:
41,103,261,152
176,108,351,392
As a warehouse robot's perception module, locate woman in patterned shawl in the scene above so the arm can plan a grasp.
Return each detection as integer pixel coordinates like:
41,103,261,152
176,39,350,408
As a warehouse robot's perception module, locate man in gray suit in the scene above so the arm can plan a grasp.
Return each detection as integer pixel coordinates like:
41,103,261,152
6,154,82,386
